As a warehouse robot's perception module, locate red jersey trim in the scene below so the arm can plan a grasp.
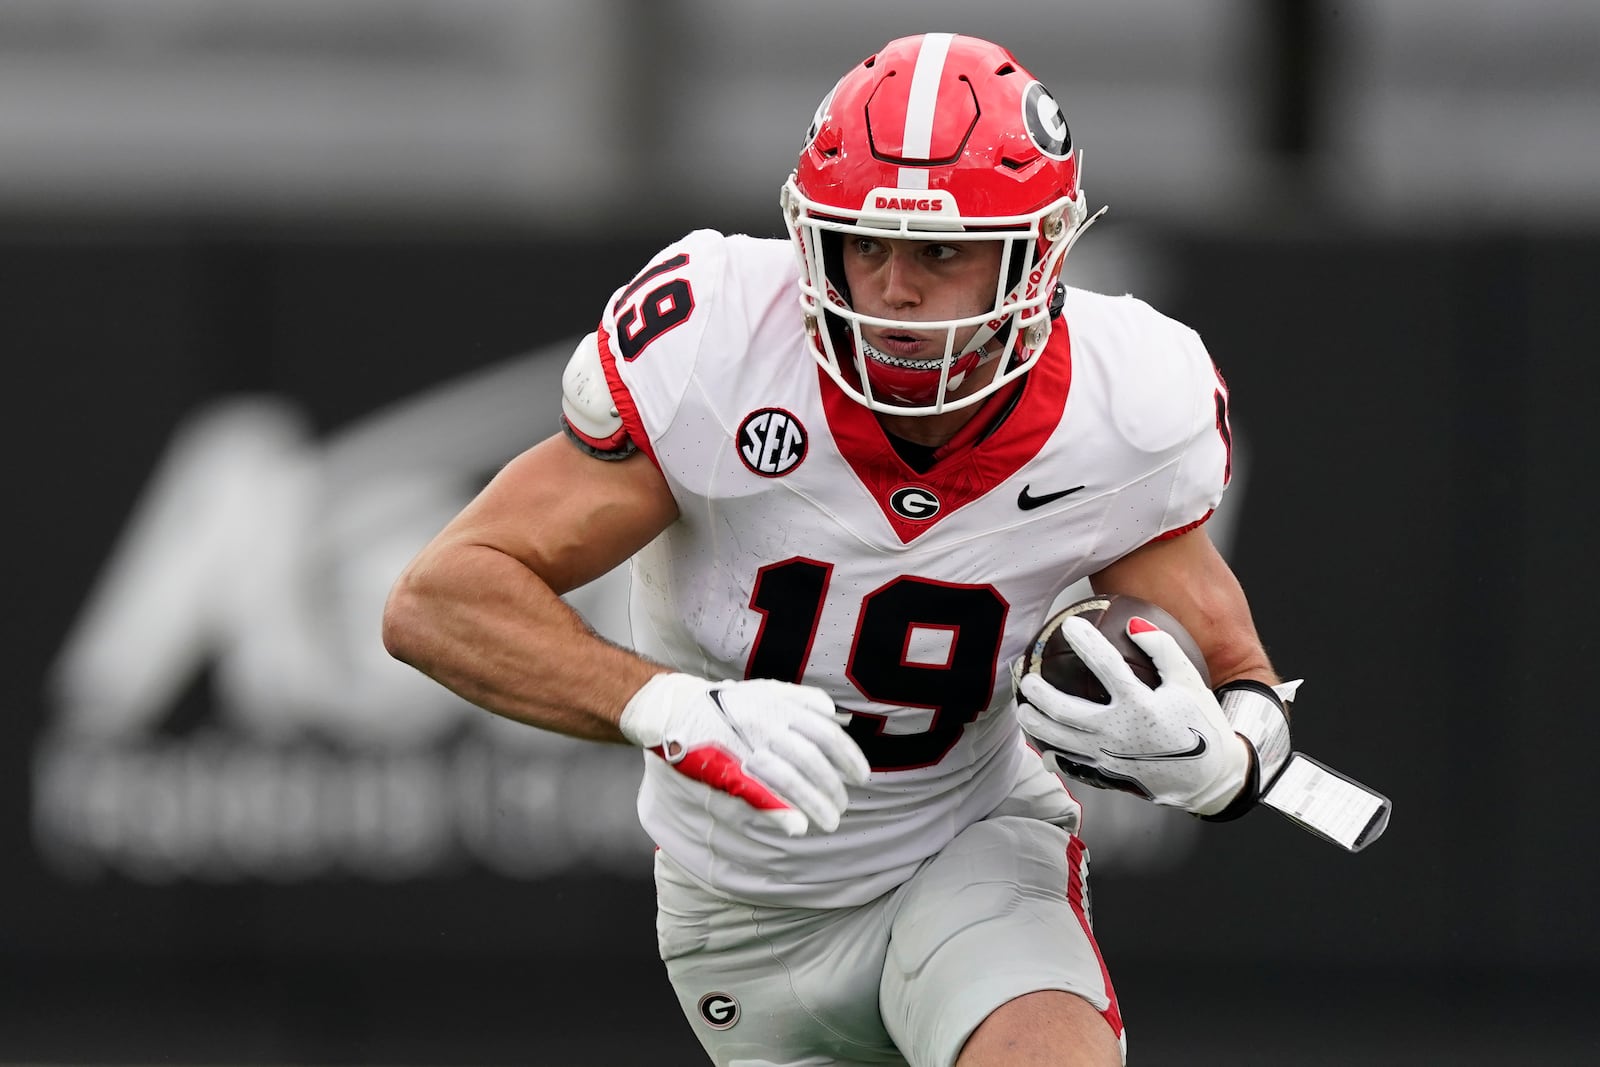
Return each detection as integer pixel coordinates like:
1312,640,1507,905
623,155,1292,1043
595,323,660,472
1066,834,1124,1040
820,326,1073,544
562,417,630,453
1151,509,1214,543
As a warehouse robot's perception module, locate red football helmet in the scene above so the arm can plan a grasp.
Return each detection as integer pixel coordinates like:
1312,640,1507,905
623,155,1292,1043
781,33,1100,415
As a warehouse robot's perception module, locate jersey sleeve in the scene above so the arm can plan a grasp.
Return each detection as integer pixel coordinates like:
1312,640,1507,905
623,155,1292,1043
1150,320,1233,541
574,230,731,468
1068,288,1234,548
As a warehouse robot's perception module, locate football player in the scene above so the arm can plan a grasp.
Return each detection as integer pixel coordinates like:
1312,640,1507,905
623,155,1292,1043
385,32,1293,1067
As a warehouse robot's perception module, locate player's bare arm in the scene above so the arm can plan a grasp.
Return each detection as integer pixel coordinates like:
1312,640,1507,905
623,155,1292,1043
386,423,870,837
382,432,678,742
1087,524,1278,689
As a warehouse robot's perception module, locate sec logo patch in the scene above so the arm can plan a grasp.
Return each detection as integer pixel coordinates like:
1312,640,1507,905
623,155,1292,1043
737,408,808,477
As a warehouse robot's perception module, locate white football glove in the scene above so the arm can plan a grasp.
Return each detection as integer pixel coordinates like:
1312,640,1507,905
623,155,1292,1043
619,673,871,837
1015,616,1250,816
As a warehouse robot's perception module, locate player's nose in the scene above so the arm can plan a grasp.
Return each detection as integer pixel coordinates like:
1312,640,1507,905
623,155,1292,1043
880,248,923,309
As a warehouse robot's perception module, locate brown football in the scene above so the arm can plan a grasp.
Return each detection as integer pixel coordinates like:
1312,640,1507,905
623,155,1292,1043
1021,593,1211,703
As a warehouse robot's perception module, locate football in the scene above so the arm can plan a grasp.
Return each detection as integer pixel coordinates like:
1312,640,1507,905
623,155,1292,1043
1020,593,1211,704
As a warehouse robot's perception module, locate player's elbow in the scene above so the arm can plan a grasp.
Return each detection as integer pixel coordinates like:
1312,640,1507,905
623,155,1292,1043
381,563,437,669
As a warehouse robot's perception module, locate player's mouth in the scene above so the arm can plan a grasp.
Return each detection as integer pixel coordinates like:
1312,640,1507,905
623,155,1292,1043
862,330,945,369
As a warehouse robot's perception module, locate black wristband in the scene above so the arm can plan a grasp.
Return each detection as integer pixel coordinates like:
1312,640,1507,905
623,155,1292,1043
1198,680,1292,823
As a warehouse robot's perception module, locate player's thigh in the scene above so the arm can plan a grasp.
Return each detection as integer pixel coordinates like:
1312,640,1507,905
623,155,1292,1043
880,816,1124,1067
957,990,1122,1067
654,850,907,1066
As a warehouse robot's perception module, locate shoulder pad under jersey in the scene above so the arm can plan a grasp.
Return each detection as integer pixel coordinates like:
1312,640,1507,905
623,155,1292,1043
560,331,635,458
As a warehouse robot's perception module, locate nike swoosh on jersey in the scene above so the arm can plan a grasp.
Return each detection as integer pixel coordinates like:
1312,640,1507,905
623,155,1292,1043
1101,729,1208,761
1017,483,1085,510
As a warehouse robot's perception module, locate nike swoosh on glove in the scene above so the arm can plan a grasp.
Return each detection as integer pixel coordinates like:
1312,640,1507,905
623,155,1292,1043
619,673,871,836
1016,616,1249,816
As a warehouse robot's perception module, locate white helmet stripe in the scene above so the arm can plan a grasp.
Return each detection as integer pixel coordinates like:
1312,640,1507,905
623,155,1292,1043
896,32,954,190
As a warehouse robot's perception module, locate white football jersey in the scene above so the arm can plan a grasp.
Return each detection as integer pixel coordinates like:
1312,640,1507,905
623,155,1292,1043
585,229,1232,907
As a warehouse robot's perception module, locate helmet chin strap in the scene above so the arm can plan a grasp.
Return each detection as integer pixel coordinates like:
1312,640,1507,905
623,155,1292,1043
946,336,1018,396
971,325,1012,366
857,326,1007,392
961,316,1006,362
854,338,963,400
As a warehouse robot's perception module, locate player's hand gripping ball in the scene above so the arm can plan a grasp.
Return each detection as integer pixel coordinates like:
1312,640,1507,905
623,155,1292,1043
1023,594,1210,702
1014,594,1250,815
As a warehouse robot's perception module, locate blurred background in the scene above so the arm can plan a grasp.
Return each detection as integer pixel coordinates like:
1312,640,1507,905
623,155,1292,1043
8,1,1600,1064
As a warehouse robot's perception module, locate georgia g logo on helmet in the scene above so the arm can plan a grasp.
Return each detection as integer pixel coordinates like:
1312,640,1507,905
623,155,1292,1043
1022,81,1072,160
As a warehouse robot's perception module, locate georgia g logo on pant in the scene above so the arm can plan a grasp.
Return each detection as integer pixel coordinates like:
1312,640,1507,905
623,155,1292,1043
697,991,740,1030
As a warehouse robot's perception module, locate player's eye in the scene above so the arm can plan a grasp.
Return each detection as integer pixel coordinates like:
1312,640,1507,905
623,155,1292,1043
922,243,959,262
852,237,884,257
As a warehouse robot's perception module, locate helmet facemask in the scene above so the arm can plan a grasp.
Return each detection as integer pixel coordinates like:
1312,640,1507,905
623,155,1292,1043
782,177,1095,416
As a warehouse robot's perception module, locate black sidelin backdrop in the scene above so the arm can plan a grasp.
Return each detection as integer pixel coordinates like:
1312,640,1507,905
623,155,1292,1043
7,219,1598,1065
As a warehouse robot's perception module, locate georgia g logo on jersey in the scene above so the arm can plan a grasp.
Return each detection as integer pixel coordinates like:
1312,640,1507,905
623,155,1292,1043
1021,81,1071,160
737,408,808,477
888,484,941,521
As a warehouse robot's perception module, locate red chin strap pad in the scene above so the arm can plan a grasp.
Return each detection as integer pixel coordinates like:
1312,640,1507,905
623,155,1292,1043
863,346,983,405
